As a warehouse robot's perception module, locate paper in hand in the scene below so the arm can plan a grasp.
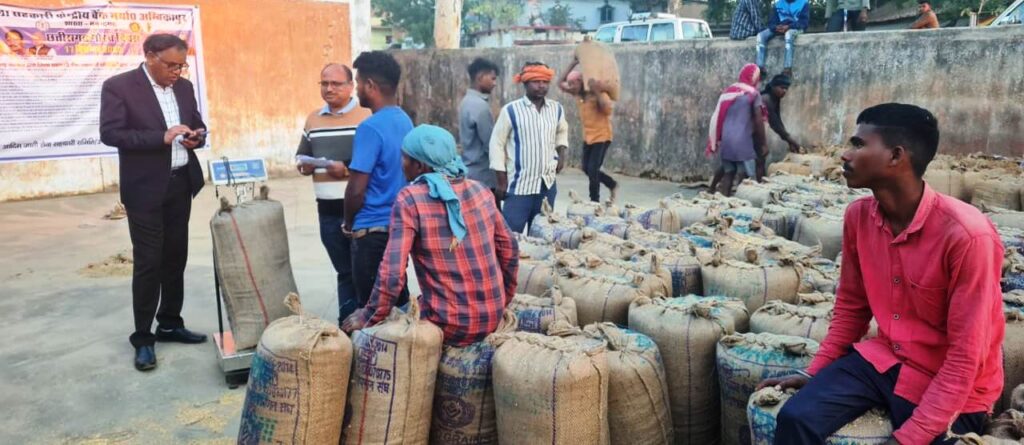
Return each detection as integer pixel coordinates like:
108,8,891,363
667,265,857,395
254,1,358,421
296,155,333,168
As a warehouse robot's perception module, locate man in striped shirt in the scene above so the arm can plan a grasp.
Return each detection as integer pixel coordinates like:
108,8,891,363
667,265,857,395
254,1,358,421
489,62,569,233
341,125,519,346
295,63,371,325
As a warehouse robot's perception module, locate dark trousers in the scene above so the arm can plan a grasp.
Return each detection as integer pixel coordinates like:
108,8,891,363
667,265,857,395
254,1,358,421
582,141,617,202
318,209,357,325
350,231,408,309
502,182,558,234
127,171,192,347
775,351,987,445
827,9,868,32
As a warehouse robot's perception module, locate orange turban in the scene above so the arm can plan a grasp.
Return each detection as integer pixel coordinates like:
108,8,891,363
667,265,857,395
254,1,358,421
513,65,556,83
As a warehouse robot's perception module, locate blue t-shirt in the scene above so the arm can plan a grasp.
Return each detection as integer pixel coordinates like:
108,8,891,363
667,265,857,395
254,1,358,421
349,106,414,230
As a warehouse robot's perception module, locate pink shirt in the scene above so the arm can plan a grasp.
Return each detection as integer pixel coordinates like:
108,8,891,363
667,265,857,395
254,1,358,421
807,184,1005,444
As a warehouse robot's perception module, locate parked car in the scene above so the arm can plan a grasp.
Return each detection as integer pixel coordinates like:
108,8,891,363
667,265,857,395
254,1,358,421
991,0,1023,26
593,13,714,43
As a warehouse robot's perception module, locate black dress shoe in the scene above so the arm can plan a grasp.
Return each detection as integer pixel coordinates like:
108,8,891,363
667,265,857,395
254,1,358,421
155,327,208,344
135,345,157,371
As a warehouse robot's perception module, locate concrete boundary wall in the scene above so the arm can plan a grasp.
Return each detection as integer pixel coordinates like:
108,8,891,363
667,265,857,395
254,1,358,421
393,27,1024,181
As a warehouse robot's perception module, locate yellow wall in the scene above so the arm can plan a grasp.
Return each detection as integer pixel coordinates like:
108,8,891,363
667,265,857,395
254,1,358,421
1,0,353,201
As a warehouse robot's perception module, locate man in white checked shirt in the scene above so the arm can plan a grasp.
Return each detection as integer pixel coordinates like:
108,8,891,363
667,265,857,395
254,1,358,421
100,34,208,372
489,62,569,233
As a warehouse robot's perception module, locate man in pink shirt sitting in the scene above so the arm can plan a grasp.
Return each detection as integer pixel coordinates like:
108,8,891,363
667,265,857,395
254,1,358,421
759,103,1005,444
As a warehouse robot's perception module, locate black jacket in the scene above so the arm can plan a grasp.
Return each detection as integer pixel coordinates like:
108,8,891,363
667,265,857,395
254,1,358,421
99,65,205,212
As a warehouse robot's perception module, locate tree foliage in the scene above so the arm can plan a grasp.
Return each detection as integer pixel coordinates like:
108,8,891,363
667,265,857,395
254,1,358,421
546,0,584,27
630,0,670,12
466,0,526,32
373,0,437,46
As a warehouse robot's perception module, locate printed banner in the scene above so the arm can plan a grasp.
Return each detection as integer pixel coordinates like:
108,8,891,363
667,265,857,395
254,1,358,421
0,3,207,162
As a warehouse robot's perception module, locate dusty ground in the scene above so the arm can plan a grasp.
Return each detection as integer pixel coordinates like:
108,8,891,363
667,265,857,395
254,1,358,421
0,171,687,444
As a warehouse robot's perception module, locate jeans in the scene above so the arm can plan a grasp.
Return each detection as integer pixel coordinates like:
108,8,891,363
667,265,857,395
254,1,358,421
722,159,757,178
502,182,558,233
582,141,618,202
775,351,987,445
350,231,408,311
318,212,357,325
826,9,867,32
756,28,802,69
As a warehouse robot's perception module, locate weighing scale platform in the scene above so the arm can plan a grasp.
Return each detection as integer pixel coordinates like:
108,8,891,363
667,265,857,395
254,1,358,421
214,331,254,388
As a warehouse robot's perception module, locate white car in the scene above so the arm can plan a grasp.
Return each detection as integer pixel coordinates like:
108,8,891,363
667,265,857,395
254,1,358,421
991,0,1023,26
593,13,714,43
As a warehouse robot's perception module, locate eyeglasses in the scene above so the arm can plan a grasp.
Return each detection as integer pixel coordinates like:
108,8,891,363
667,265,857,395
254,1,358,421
319,81,352,89
152,53,188,72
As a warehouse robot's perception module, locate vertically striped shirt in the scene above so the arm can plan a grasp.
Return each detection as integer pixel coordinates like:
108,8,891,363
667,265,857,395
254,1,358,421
489,96,569,196
142,65,188,169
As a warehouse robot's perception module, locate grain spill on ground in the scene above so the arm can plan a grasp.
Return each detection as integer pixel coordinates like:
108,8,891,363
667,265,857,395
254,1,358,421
176,390,246,434
78,251,133,278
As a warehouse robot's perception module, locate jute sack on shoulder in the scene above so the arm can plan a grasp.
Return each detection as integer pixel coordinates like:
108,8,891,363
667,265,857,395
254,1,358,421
430,312,517,445
556,250,673,298
717,333,819,445
999,291,1024,412
629,297,737,445
578,228,648,260
584,323,673,445
748,387,893,445
558,267,646,326
211,188,297,350
575,39,621,100
238,293,352,445
750,300,832,343
675,294,751,333
491,331,610,445
506,288,578,334
343,298,443,445
517,259,558,296
701,254,802,313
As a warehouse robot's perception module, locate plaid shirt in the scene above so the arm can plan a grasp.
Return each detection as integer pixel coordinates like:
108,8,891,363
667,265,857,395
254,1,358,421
731,0,765,39
360,178,520,346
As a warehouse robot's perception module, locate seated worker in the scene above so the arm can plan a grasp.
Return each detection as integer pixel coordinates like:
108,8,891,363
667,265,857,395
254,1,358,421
756,0,810,78
758,104,1005,445
910,0,941,29
341,125,519,346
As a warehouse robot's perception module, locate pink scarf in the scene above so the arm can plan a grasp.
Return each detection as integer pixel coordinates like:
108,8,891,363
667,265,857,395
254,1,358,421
706,64,767,157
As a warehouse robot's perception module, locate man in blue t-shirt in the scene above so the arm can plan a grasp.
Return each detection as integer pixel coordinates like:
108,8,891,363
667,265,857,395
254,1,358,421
343,51,413,306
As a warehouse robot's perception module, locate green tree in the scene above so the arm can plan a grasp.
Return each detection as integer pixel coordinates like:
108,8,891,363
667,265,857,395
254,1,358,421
546,0,584,27
465,0,525,32
373,0,437,46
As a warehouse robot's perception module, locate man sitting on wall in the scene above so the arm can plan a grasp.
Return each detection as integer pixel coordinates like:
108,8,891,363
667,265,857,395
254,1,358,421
756,0,810,78
910,0,941,29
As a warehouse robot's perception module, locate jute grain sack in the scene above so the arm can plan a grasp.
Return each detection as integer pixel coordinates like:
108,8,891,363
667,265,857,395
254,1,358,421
238,293,352,445
506,288,578,334
639,250,704,297
701,254,802,313
556,250,673,298
751,300,832,343
343,298,443,445
575,39,620,101
517,259,557,296
793,211,844,261
768,161,812,176
628,226,695,252
584,323,673,445
747,387,893,445
211,188,297,350
954,433,1022,445
717,333,819,445
675,294,751,332
662,197,721,228
980,409,1024,442
559,268,646,326
631,200,684,234
734,180,776,208
984,206,1024,231
799,258,839,294
712,227,818,263
529,201,585,248
584,208,633,239
759,205,802,240
629,297,737,444
796,292,836,309
515,233,555,261
566,189,603,223
1012,384,1024,411
973,176,1024,211
578,228,648,260
430,313,517,445
924,168,969,202
999,291,1024,412
491,331,610,445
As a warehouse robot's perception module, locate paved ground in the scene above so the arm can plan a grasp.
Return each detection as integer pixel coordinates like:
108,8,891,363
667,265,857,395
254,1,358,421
0,170,688,444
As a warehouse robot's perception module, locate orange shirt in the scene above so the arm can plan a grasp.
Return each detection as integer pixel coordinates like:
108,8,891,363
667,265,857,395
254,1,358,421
577,92,613,145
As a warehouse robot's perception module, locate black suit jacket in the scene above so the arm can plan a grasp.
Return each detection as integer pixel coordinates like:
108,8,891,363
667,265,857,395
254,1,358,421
99,65,206,212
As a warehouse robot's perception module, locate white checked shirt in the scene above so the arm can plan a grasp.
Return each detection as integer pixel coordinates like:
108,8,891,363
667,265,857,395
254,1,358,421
142,65,189,169
488,96,569,195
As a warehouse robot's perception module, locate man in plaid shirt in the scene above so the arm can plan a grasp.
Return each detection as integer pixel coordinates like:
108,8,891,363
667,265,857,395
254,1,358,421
341,125,519,346
731,0,765,40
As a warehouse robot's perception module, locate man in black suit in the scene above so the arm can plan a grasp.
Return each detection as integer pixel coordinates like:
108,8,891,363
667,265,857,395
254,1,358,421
100,34,208,371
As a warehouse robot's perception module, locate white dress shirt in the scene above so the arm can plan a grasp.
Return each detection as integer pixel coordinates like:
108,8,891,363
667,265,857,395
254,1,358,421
142,65,189,169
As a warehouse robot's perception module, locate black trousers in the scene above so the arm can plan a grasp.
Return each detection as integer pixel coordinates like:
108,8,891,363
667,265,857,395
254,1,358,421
775,351,987,444
826,9,868,32
127,171,192,347
350,231,408,308
581,141,617,202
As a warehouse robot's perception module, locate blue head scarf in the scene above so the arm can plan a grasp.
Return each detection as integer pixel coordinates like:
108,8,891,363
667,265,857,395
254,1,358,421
401,125,469,246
